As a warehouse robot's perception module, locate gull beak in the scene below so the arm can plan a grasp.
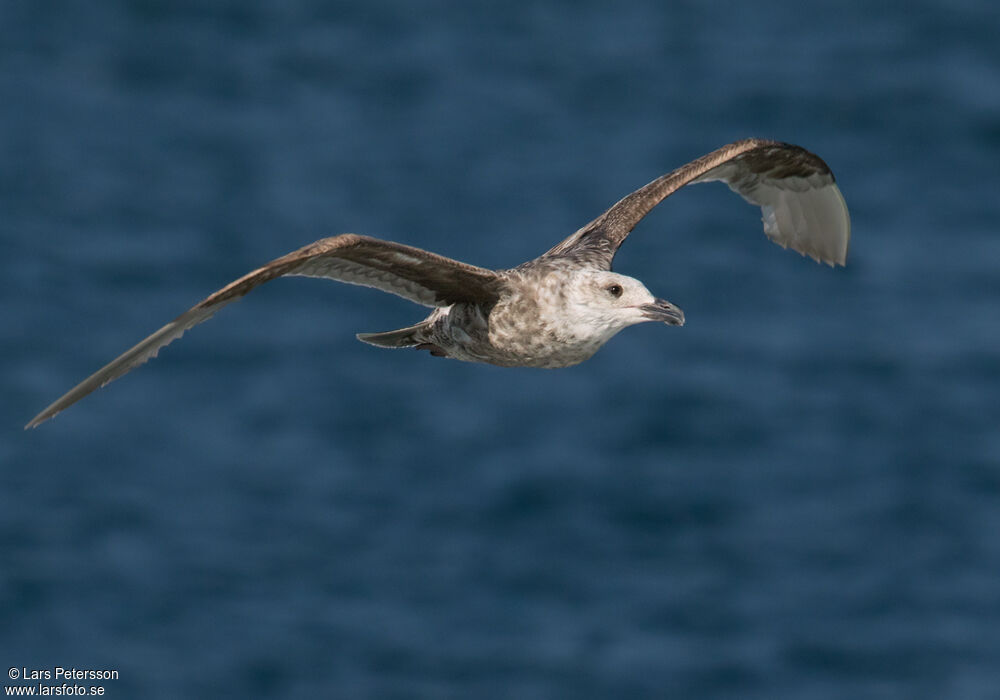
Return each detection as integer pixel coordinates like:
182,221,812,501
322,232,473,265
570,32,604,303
640,298,685,326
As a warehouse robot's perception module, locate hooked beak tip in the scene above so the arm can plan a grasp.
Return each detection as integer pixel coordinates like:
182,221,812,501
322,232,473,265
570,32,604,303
640,300,685,326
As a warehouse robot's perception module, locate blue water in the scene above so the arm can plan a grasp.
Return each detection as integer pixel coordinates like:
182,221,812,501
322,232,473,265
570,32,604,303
4,1,1000,697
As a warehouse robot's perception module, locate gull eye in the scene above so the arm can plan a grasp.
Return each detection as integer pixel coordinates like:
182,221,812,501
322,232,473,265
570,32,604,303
606,284,623,298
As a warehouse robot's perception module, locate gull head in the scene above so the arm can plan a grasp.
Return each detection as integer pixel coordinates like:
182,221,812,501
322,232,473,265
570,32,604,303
564,270,685,340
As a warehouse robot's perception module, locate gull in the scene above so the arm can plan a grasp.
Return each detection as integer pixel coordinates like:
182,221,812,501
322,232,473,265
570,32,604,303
26,138,850,428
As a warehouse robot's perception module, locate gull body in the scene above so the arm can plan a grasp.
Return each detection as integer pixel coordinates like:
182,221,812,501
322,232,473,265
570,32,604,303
385,265,681,369
27,138,850,428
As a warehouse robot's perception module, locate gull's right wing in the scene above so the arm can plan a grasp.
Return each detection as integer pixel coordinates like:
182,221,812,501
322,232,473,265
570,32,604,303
26,234,503,428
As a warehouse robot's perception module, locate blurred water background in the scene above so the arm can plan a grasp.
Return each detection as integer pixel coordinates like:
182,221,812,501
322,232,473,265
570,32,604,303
3,1,1000,697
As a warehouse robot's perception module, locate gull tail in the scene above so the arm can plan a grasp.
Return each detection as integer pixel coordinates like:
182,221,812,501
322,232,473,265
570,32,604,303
356,321,431,348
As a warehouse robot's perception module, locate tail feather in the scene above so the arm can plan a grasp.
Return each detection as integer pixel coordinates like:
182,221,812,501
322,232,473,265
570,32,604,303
356,321,430,348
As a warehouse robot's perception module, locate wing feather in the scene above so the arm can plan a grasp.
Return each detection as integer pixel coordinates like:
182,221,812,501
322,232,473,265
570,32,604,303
545,138,850,268
26,234,501,428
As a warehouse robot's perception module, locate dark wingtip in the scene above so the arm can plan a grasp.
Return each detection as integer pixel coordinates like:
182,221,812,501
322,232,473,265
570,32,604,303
24,410,53,430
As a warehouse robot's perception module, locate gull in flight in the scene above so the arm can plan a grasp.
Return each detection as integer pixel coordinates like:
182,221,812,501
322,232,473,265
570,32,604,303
26,138,850,428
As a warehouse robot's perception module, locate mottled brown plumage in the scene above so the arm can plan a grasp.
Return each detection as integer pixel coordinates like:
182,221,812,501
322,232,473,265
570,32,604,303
27,138,850,428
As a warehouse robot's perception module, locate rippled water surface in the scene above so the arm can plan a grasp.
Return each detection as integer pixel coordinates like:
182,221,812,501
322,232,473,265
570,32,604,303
4,2,1000,698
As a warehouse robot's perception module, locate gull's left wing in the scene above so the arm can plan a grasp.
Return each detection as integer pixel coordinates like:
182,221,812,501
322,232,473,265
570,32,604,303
545,138,851,269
